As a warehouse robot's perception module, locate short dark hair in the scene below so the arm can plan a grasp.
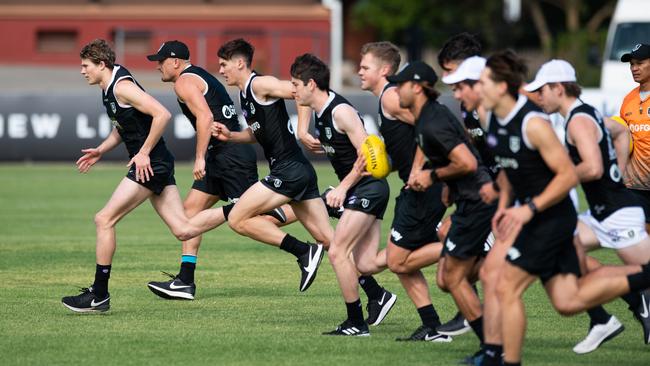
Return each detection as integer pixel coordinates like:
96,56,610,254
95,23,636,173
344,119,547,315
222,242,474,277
550,82,582,98
486,50,528,99
437,32,481,70
361,41,401,75
80,39,115,69
218,38,254,67
290,53,330,91
419,81,440,101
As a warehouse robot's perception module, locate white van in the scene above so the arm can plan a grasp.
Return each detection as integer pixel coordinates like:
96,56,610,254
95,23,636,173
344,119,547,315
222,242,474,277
600,0,650,113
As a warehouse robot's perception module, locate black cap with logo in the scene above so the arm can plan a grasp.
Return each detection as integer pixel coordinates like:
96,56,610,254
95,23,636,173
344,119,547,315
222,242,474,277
386,61,438,84
147,40,190,61
621,43,650,62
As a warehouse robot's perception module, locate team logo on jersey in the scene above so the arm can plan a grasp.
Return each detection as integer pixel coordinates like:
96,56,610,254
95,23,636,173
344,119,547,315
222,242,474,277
487,134,498,147
361,198,370,208
509,136,521,153
222,104,236,119
325,127,332,140
273,178,282,188
110,102,117,114
249,103,256,115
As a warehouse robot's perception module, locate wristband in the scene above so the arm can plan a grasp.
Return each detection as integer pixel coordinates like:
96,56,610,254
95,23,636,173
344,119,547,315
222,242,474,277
527,200,538,215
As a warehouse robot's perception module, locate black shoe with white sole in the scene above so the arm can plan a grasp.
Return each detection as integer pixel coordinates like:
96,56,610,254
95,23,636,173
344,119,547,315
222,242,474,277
61,286,110,313
322,320,370,336
395,325,452,342
366,289,397,326
297,243,324,292
147,272,196,300
437,311,471,336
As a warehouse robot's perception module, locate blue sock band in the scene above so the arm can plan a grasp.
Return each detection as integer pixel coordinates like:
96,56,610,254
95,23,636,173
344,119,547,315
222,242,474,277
181,255,197,264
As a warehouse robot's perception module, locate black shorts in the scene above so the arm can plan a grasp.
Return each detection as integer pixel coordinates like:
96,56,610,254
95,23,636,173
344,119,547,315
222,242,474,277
628,188,650,223
507,201,581,283
343,176,390,219
126,151,176,195
192,145,258,201
443,199,496,259
391,183,446,250
260,159,320,202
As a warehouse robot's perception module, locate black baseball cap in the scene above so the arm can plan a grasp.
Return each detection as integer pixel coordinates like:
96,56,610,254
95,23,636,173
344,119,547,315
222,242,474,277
386,61,438,84
621,43,650,62
147,40,190,61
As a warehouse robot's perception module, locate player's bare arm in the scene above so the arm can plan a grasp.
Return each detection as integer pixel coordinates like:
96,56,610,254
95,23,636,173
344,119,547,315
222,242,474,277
76,128,122,173
251,74,295,101
605,116,630,174
174,75,214,180
115,79,172,182
211,121,256,144
296,104,322,153
567,115,604,182
382,87,416,125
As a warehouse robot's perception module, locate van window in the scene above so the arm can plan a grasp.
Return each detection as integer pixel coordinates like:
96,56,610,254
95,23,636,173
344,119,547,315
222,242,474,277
609,22,650,61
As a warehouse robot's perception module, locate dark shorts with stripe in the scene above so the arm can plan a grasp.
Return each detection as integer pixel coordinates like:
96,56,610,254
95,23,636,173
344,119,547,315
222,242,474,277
391,183,446,250
443,198,496,259
628,188,650,223
342,176,390,220
260,159,320,202
507,200,581,283
192,145,258,201
126,150,176,195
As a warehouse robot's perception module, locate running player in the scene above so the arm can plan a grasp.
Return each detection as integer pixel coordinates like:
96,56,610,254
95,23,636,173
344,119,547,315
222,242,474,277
620,43,650,232
291,53,392,336
480,50,650,366
144,40,286,300
62,39,194,312
359,42,449,341
211,39,332,292
527,59,650,351
390,61,496,352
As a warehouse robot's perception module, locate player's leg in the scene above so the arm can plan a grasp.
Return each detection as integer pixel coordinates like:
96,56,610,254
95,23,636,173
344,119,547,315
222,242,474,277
496,262,537,365
443,255,484,346
62,178,153,313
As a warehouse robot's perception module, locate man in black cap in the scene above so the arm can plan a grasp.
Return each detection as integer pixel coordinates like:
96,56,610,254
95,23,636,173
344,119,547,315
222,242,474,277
619,44,650,232
389,61,496,355
145,40,287,300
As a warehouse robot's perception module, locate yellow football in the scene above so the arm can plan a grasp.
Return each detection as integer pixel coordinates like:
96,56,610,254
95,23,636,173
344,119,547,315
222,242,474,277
610,116,634,155
361,134,391,179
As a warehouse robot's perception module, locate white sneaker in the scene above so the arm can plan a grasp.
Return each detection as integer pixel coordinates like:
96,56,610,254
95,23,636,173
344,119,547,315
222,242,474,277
573,316,624,354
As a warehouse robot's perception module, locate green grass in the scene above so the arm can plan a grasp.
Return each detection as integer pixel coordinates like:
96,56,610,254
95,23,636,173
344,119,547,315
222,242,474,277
0,162,648,365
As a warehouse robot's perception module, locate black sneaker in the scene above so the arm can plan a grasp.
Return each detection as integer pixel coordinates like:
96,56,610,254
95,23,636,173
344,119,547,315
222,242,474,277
366,289,397,326
322,320,370,336
297,243,324,292
458,349,484,365
147,272,196,300
264,207,287,223
437,311,471,336
632,289,650,344
61,286,110,313
396,325,452,342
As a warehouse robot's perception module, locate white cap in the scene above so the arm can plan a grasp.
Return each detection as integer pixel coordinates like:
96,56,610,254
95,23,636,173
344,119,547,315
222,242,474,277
523,59,576,92
442,56,486,84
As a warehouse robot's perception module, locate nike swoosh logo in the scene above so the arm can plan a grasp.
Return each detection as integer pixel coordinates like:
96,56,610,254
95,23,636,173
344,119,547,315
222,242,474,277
303,245,322,273
169,282,192,290
641,294,649,319
378,292,387,306
90,297,109,307
424,334,439,341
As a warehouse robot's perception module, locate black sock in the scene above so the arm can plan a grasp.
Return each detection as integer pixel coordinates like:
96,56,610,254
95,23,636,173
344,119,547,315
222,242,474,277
417,304,441,328
469,316,485,344
358,275,383,300
622,291,642,311
178,262,196,284
280,234,309,258
482,344,503,366
503,363,521,366
587,305,611,326
93,264,111,298
222,203,235,221
346,299,364,325
627,270,650,293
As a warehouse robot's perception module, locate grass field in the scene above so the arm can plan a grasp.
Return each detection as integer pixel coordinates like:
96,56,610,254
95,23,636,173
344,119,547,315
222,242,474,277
0,162,649,365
